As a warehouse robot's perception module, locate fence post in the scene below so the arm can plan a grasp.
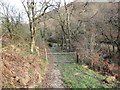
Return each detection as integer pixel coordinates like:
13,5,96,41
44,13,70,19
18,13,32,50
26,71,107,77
45,48,48,61
76,49,79,63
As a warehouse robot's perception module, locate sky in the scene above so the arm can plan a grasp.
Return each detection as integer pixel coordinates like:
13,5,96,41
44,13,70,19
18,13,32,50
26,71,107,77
4,0,120,10
4,0,74,10
2,0,119,23
1,0,74,23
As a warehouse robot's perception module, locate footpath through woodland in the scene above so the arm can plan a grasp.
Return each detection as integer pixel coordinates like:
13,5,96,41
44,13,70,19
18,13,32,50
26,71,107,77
41,48,75,88
41,63,64,88
41,48,118,88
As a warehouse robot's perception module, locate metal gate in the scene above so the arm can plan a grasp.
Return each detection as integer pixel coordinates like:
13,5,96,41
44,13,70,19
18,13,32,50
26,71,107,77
46,49,77,63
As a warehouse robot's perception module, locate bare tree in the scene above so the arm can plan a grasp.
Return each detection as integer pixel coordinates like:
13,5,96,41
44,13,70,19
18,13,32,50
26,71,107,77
94,3,119,55
48,0,77,51
22,0,52,53
0,0,22,39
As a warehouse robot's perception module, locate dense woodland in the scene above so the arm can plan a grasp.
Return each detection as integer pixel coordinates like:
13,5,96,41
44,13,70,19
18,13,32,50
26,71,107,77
0,0,120,88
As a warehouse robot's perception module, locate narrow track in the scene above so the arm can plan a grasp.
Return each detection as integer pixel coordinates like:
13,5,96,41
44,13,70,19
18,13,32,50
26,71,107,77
41,48,76,88
41,63,64,88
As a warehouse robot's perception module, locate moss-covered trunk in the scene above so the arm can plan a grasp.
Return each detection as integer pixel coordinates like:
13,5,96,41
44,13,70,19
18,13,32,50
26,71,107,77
30,34,35,53
30,22,36,53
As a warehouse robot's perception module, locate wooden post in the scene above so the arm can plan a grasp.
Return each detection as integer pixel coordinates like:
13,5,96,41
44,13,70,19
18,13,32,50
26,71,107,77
76,52,79,63
76,48,79,63
45,48,48,61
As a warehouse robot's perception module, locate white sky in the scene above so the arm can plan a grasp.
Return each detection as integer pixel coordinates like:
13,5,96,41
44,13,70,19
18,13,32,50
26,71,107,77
3,0,119,23
4,0,74,10
3,0,24,10
1,0,74,23
4,0,120,10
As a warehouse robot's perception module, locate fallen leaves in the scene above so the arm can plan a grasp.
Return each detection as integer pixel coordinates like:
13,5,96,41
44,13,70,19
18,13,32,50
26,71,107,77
2,45,47,88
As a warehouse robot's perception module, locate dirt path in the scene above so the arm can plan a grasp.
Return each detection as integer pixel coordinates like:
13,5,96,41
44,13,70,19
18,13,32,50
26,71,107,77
41,63,64,88
41,48,74,88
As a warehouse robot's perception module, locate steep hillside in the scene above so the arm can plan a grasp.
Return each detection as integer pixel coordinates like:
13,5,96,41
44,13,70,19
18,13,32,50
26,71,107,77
41,2,118,42
39,2,119,81
1,1,119,88
1,31,48,88
2,44,48,88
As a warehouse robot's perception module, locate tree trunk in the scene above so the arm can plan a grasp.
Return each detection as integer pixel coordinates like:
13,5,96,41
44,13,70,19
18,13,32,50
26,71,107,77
117,44,120,54
30,34,35,53
30,0,36,53
30,22,36,53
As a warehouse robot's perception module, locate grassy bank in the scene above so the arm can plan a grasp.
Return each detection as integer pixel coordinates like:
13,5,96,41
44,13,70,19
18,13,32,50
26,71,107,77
58,63,117,88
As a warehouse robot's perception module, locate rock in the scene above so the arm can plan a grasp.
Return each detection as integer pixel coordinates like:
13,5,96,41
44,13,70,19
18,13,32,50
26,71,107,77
105,76,116,83
20,74,30,85
82,65,89,69
74,72,81,75
29,84,35,88
15,76,20,81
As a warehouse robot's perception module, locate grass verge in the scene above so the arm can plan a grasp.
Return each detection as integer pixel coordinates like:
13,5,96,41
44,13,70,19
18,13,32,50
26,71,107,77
58,63,117,88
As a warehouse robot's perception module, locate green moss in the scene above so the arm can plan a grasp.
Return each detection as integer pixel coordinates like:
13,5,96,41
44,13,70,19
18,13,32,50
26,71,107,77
35,83,41,88
40,57,46,61
28,69,33,73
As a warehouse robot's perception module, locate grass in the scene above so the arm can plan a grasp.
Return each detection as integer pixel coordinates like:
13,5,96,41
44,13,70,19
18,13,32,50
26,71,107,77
40,57,46,61
35,83,41,88
49,48,117,88
58,63,117,88
28,69,33,73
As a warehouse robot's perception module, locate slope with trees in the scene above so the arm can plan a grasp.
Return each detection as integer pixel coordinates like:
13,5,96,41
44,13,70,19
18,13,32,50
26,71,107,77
41,1,120,81
0,0,120,88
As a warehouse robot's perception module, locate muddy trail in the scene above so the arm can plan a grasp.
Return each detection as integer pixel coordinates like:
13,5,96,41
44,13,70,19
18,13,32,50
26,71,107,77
41,48,76,88
41,63,64,88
